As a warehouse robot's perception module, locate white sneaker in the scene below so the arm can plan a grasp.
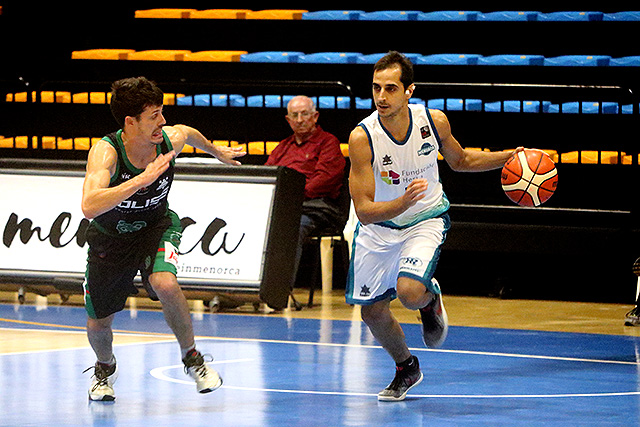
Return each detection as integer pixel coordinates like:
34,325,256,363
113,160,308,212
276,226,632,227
183,350,223,393
85,360,118,401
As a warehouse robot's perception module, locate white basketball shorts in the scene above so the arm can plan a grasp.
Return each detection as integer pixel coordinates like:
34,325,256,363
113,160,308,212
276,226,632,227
346,213,450,305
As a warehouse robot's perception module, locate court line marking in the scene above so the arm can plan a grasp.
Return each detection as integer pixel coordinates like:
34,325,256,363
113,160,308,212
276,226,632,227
1,319,638,366
193,336,640,366
150,362,640,400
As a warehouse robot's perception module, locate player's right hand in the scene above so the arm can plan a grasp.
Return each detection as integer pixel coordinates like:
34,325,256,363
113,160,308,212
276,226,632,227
403,178,429,207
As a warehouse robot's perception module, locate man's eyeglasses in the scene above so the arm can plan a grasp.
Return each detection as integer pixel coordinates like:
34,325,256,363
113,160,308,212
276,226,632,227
287,110,315,120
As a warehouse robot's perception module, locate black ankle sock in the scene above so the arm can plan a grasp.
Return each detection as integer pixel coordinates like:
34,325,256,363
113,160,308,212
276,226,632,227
397,355,418,371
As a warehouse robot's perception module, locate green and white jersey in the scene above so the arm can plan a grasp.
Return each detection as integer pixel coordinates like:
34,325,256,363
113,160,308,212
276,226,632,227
92,129,175,236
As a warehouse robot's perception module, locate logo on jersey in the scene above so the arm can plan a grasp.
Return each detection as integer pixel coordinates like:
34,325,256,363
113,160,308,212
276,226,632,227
420,125,431,139
360,284,371,297
157,177,170,192
115,219,147,234
382,154,393,166
417,142,435,157
381,170,400,185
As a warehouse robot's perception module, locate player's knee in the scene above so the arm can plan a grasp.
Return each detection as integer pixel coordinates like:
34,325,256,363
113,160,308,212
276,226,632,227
148,272,179,297
87,315,113,332
397,278,431,310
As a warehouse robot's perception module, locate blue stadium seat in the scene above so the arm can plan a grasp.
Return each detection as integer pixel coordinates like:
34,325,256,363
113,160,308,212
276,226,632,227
298,52,362,64
356,97,373,109
302,10,364,20
416,54,481,65
538,11,604,21
544,55,611,66
360,10,421,21
478,11,540,21
240,51,303,63
548,102,619,114
357,52,423,64
316,96,351,109
603,11,640,21
418,11,480,21
478,54,544,66
610,56,640,66
484,100,550,113
428,98,482,111
176,94,246,107
246,95,295,108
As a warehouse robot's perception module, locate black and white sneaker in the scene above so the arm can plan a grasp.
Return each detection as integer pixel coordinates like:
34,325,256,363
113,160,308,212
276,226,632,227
625,306,640,326
377,356,423,401
183,349,223,393
85,358,118,401
419,293,449,348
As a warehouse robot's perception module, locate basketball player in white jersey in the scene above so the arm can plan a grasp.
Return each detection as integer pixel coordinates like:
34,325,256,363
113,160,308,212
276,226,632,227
347,51,523,401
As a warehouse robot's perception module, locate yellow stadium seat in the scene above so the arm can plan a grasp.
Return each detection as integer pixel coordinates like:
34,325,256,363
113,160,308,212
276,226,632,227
126,50,191,61
190,9,251,19
0,136,30,149
134,9,196,19
71,49,134,60
183,50,247,62
266,141,279,155
40,136,58,149
72,92,110,104
560,151,628,165
245,9,308,20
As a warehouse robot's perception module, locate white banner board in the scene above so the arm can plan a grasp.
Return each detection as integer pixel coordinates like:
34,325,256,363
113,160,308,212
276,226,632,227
0,170,276,288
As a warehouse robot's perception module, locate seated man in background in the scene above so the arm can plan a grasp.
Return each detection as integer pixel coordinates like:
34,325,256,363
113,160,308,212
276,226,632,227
266,95,347,282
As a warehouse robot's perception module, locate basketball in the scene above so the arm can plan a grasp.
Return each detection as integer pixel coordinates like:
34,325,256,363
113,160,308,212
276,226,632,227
501,149,558,207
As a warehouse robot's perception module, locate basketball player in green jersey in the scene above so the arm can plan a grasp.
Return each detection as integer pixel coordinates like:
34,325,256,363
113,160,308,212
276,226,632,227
81,77,245,401
348,52,523,401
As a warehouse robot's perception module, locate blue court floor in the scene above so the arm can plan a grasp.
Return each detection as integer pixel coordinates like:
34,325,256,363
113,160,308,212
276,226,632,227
1,302,639,426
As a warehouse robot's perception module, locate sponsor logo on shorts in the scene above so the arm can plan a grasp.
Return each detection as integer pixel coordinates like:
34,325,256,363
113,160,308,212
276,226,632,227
400,256,423,268
163,242,179,267
360,284,371,297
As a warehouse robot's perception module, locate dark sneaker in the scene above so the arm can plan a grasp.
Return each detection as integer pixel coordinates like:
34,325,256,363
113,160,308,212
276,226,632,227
85,359,118,401
625,306,640,326
378,356,423,401
182,349,223,393
419,293,449,348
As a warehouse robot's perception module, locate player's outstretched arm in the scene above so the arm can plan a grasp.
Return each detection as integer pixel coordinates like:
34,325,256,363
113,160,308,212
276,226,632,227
432,109,522,172
164,125,246,165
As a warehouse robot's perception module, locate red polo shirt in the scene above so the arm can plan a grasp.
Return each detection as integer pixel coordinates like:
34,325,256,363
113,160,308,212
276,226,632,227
266,125,345,200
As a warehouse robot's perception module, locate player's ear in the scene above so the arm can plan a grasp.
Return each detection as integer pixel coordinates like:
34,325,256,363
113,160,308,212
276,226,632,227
405,84,415,97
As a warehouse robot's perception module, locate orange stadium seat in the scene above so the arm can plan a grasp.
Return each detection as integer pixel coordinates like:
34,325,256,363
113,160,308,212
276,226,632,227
183,50,247,62
134,9,196,19
245,10,308,20
71,49,134,60
190,9,251,19
126,50,191,61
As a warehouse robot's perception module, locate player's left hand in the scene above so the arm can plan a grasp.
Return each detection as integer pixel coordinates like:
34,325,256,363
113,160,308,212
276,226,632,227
215,145,246,166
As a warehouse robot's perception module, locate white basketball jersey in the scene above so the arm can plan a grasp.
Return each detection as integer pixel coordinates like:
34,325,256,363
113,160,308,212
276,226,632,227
358,104,449,228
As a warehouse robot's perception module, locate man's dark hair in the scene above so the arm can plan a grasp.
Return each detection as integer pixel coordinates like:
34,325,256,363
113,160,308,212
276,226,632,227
373,51,414,90
109,77,164,127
